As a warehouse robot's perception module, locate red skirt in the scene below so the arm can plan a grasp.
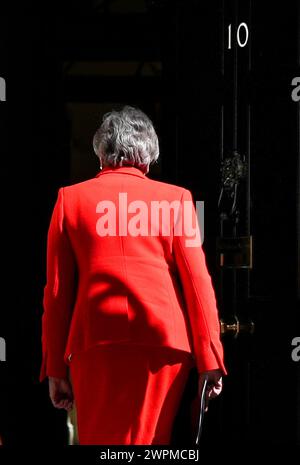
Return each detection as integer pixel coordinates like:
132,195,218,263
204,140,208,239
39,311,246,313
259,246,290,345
69,343,194,445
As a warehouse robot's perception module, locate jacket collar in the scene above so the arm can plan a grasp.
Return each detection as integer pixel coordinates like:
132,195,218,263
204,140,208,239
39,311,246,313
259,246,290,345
95,166,147,179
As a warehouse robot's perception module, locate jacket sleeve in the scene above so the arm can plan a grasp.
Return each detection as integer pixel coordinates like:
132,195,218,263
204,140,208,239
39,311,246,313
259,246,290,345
39,187,76,382
172,188,227,375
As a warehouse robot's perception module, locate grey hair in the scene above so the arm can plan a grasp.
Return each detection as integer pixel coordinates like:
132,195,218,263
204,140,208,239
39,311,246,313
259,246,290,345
93,106,159,173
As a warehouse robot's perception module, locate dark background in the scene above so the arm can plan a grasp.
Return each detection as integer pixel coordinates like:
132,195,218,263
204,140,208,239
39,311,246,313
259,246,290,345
0,0,299,451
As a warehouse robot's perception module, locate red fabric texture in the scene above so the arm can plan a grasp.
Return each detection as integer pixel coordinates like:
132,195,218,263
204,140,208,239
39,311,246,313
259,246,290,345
40,166,227,382
69,344,194,445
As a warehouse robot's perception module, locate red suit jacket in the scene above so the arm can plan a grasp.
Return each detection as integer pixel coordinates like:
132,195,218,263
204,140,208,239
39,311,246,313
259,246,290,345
40,166,227,381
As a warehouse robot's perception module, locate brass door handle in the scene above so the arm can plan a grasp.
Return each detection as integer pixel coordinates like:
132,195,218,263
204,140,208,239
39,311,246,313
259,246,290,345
220,317,255,337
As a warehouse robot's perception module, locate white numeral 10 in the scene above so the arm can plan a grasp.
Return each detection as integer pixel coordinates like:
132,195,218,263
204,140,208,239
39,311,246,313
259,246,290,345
228,22,249,49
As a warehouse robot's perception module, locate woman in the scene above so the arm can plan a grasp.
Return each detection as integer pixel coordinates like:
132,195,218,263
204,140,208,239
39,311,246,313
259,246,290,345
40,106,227,445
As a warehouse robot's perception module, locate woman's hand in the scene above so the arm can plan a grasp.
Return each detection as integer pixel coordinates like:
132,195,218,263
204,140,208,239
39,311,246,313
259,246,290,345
49,377,74,412
198,369,223,411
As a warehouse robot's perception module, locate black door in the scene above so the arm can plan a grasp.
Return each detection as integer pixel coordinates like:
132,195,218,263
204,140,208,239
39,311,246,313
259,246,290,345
165,0,300,446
